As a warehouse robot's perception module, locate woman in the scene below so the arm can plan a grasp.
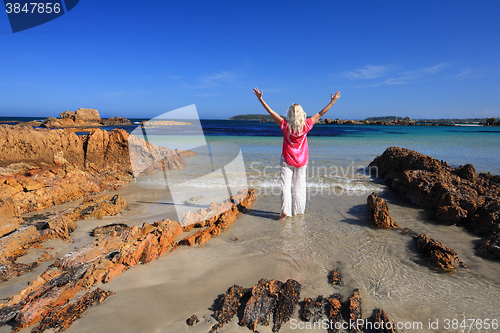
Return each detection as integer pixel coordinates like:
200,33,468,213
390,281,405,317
253,87,341,220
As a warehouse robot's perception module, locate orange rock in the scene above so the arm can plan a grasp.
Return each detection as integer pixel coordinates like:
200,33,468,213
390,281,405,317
0,126,193,215
180,189,256,246
0,226,39,263
367,192,400,229
103,264,127,283
0,198,21,237
414,233,467,272
0,193,252,332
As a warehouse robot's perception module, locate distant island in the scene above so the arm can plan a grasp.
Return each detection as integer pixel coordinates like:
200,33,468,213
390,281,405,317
229,114,274,121
229,114,500,126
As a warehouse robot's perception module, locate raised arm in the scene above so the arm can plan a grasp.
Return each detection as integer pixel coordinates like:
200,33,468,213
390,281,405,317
311,91,341,125
253,87,283,126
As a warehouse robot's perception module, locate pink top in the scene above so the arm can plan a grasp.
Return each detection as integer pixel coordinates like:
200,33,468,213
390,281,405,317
280,118,314,168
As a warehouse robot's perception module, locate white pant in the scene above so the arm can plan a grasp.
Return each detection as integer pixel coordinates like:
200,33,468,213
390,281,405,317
280,156,307,216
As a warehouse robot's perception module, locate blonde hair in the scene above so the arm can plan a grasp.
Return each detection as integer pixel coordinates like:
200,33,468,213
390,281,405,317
287,103,306,135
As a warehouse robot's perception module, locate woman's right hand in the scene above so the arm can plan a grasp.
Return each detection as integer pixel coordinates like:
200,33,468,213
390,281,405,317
253,87,263,99
331,91,341,102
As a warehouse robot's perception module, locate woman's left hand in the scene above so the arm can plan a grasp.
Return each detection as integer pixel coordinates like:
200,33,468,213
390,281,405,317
331,91,341,102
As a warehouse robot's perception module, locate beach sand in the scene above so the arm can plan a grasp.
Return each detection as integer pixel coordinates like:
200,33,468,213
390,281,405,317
3,179,500,333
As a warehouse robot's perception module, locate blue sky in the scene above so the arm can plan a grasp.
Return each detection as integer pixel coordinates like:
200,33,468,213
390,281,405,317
1,0,499,119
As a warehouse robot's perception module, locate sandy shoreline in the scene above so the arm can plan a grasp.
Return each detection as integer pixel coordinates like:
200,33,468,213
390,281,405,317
2,180,498,333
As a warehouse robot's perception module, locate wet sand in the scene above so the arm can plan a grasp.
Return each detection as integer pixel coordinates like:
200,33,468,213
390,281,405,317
3,180,499,333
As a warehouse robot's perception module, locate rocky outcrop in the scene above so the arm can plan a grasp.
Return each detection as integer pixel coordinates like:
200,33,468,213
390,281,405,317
203,279,401,333
0,199,22,237
327,268,343,286
0,226,40,263
91,223,129,237
30,288,114,333
366,192,466,272
240,279,284,331
369,147,500,260
37,194,129,242
210,285,249,333
41,108,102,128
0,126,193,214
300,296,325,323
484,117,500,126
41,109,134,128
186,314,199,326
0,195,129,283
0,261,39,283
476,233,500,260
61,108,101,123
100,117,132,126
300,294,343,332
367,193,400,229
369,309,397,333
349,289,362,333
208,278,300,333
0,189,255,332
0,220,182,331
179,189,256,245
16,121,42,127
0,125,85,172
414,233,467,272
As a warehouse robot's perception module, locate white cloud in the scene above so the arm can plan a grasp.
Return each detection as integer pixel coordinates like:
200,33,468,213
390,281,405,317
341,65,388,80
345,62,451,87
423,63,449,74
193,93,219,97
382,76,415,85
455,68,472,80
185,70,239,89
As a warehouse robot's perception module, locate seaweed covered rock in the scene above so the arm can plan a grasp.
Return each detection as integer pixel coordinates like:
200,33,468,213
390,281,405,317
476,232,500,260
414,233,467,272
186,314,199,326
272,279,301,332
208,278,300,333
300,294,343,331
240,279,284,331
370,309,397,333
369,147,500,260
367,193,400,229
349,289,363,333
328,268,343,286
300,296,325,323
210,285,249,332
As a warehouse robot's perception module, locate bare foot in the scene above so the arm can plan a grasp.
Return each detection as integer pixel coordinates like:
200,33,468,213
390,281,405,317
278,213,287,220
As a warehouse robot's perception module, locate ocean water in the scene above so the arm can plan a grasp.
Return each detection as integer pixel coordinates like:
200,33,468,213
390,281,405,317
133,121,500,198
